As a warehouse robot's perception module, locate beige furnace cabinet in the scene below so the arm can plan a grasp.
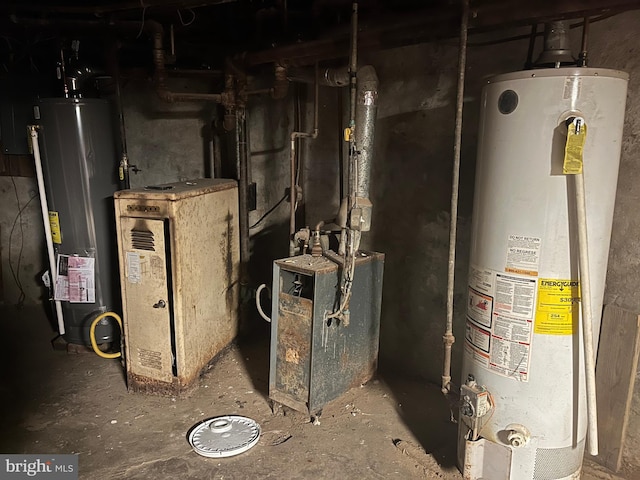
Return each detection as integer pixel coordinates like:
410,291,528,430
114,179,239,395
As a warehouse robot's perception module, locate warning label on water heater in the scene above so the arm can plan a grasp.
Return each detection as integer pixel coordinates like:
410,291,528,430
465,266,535,382
468,287,492,329
54,255,95,303
505,234,541,276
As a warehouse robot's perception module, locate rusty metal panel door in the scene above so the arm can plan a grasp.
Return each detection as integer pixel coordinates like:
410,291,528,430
119,216,174,383
275,292,313,406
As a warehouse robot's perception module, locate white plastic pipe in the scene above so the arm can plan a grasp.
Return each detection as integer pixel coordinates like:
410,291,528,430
574,170,598,456
29,126,65,335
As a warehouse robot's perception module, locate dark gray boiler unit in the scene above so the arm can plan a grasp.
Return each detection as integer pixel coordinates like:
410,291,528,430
37,98,120,345
269,252,384,416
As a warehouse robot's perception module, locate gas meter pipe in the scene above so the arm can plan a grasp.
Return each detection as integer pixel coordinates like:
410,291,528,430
442,0,469,394
288,64,319,256
29,126,65,336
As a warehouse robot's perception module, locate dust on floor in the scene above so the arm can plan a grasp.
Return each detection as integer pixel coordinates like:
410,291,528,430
0,305,632,480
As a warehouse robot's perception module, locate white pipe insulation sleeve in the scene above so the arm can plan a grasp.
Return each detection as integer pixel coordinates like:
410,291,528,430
575,171,599,456
30,126,66,335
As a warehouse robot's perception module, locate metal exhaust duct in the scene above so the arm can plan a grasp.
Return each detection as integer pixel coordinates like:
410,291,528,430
535,21,576,67
353,65,378,232
287,64,379,231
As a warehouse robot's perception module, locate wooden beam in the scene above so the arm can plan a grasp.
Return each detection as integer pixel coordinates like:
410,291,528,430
0,150,35,178
0,0,237,15
589,304,640,472
244,0,640,66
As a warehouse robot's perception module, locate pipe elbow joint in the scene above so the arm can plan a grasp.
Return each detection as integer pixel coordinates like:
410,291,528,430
358,65,379,96
271,64,289,100
146,20,164,36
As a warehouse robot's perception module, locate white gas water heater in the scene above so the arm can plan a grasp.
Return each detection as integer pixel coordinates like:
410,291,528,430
458,66,628,480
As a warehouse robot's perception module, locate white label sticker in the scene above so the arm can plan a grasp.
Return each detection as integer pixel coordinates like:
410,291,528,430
465,320,490,353
505,234,541,276
563,76,582,101
54,255,95,303
468,287,492,329
468,265,494,295
126,252,141,284
465,270,535,382
465,342,490,371
489,337,531,381
495,273,536,319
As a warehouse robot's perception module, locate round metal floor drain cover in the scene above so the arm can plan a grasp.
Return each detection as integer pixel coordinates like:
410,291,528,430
188,415,261,458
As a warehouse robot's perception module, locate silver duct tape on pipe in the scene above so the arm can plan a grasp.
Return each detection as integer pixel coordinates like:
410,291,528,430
353,65,378,232
288,64,379,233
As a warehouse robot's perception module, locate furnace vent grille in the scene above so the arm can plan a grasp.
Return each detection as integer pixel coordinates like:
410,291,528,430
138,348,163,370
533,439,584,479
131,229,155,251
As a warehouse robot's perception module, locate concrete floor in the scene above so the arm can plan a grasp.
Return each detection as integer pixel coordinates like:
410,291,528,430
0,305,631,480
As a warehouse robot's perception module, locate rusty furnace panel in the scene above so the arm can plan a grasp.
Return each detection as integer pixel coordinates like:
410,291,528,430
269,252,384,415
275,292,313,404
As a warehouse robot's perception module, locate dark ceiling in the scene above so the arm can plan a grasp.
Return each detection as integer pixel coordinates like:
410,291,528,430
1,0,639,78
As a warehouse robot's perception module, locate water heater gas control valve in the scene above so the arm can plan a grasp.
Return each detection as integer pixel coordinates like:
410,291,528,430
461,375,491,419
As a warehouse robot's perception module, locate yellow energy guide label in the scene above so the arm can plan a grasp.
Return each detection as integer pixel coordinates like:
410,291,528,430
534,278,580,335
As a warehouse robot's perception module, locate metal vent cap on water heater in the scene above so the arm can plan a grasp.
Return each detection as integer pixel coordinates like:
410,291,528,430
535,21,576,67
